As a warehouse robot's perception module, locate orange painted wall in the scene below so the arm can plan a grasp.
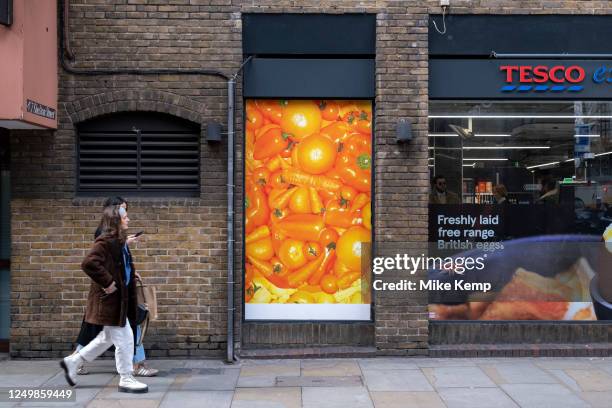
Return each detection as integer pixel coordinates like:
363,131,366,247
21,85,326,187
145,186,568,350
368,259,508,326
0,0,57,129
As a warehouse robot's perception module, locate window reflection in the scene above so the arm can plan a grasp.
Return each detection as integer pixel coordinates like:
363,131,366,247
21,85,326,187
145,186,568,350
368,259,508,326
429,101,612,237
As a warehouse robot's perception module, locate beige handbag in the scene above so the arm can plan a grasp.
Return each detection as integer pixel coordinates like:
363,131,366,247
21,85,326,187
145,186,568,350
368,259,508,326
136,279,158,320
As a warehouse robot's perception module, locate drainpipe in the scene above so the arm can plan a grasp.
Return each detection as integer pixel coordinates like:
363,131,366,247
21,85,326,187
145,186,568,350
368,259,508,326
226,56,252,364
226,78,236,364
60,0,251,363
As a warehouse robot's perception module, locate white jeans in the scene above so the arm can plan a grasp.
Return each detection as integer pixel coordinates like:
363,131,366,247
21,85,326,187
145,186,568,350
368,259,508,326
77,321,134,375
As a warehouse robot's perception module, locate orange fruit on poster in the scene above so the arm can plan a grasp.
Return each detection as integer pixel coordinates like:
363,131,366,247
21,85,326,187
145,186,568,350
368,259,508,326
281,100,322,141
335,226,370,271
296,134,337,175
278,239,308,270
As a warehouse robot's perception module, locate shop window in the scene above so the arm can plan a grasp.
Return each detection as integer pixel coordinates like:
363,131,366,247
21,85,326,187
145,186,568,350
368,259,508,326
77,112,200,195
427,101,612,321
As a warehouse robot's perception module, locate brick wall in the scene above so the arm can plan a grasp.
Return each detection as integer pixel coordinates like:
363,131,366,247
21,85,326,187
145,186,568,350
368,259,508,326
9,0,612,358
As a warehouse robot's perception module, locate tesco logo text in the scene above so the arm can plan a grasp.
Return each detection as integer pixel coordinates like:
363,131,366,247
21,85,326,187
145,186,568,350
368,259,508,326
500,65,585,84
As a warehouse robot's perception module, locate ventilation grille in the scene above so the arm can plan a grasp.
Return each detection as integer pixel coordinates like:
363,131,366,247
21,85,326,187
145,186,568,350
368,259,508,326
78,129,199,194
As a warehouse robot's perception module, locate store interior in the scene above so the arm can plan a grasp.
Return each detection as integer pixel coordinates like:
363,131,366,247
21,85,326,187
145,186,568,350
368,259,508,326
429,101,612,236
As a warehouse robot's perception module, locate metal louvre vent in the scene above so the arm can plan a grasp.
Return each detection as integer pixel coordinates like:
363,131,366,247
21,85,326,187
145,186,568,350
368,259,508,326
77,112,200,195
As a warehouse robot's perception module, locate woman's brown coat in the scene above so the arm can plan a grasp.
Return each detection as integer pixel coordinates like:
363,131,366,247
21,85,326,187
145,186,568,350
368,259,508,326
81,235,137,327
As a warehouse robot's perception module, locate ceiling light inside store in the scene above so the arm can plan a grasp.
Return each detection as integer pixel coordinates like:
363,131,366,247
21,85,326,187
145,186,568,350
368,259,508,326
526,161,561,169
574,134,601,138
595,151,612,157
462,158,508,161
428,133,512,137
462,146,550,150
430,115,612,119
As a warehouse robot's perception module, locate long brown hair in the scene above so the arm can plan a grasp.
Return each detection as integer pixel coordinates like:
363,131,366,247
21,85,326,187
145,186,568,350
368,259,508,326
97,205,127,244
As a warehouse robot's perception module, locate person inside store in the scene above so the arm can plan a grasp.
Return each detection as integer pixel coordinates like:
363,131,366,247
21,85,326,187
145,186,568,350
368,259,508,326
430,175,461,204
70,196,158,377
493,184,509,205
537,178,560,205
60,205,149,393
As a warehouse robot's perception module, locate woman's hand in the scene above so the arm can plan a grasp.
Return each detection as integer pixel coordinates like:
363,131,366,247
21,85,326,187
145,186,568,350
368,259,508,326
127,235,141,246
104,281,117,294
135,272,142,281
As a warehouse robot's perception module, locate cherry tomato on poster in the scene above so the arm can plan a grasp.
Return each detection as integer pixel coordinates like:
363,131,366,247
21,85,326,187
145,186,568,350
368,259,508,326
318,100,340,121
320,275,339,294
318,228,339,249
305,242,322,261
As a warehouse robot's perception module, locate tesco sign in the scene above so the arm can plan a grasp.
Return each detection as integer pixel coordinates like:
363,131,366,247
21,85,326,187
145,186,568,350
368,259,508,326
499,64,612,93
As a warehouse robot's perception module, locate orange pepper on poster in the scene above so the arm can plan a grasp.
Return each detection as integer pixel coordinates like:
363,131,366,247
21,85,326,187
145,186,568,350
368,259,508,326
256,100,283,125
268,186,297,210
253,127,291,161
245,236,274,261
335,133,371,193
247,255,290,288
287,252,325,288
307,247,336,286
245,183,269,234
309,187,325,214
245,225,270,244
276,214,325,242
289,186,312,214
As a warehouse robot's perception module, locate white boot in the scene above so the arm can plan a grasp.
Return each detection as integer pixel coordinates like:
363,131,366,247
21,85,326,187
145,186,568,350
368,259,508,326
118,374,148,393
60,354,83,386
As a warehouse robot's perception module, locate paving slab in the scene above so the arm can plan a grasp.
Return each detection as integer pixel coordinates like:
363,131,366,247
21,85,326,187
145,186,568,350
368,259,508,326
302,386,373,408
501,383,590,408
238,360,300,387
548,369,584,393
358,358,419,371
87,400,160,408
563,368,612,392
301,359,361,377
184,359,239,369
159,391,233,408
180,368,240,391
370,391,446,408
422,366,496,388
276,375,362,387
533,358,594,370
240,360,300,377
232,387,301,408
479,363,557,384
577,391,612,408
438,387,519,408
362,369,433,392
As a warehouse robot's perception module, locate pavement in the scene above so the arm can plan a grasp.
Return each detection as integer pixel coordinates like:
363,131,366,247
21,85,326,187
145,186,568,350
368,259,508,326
2,357,612,407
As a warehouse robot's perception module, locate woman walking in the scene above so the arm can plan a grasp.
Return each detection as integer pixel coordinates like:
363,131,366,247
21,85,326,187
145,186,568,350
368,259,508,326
73,196,158,377
60,205,148,393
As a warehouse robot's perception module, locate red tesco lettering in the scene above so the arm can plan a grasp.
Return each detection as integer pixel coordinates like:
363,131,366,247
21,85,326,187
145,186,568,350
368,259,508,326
500,65,585,84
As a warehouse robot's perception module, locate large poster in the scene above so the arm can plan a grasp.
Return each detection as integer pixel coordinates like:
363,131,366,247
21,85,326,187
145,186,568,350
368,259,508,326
244,100,372,321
